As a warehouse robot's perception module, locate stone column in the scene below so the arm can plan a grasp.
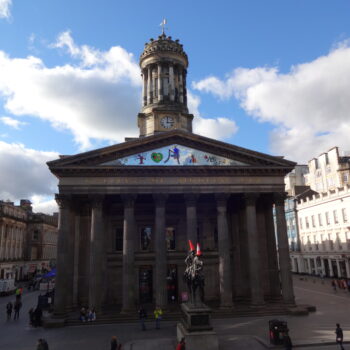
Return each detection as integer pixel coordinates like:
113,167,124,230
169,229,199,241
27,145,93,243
0,223,4,260
336,259,342,277
89,195,105,312
345,259,350,278
154,194,168,307
216,194,233,308
264,196,281,298
274,193,295,304
321,258,326,276
72,210,81,307
179,68,184,103
314,257,318,275
54,194,71,316
122,194,137,312
152,68,156,101
157,64,163,101
185,194,197,246
147,66,152,105
169,64,175,101
142,69,147,106
328,258,334,277
245,193,264,305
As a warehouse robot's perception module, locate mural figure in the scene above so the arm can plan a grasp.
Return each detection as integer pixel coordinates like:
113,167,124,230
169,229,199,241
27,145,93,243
183,240,204,305
164,146,180,164
136,154,146,164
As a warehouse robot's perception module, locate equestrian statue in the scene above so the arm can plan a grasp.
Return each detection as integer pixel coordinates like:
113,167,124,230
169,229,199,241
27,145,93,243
183,240,205,305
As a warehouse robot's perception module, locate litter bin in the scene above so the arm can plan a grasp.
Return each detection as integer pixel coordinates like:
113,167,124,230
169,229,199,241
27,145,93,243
269,319,288,345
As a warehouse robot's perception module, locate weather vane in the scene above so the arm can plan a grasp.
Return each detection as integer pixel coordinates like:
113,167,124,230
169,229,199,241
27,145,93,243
160,18,167,35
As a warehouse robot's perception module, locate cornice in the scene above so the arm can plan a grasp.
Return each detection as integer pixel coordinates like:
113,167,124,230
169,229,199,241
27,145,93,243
50,165,292,178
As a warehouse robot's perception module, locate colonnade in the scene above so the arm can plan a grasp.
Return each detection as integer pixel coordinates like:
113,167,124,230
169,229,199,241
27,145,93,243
0,223,25,261
142,64,187,106
54,192,295,317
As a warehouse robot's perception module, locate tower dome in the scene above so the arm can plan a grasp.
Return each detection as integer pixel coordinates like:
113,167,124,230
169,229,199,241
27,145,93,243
138,33,193,137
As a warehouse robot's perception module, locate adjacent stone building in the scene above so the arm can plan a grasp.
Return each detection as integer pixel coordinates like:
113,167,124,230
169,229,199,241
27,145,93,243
0,199,58,280
48,33,296,318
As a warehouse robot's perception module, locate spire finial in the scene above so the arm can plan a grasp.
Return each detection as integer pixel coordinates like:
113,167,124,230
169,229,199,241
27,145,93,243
160,18,167,35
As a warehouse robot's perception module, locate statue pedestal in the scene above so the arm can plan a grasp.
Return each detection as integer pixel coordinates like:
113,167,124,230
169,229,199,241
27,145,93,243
177,303,219,350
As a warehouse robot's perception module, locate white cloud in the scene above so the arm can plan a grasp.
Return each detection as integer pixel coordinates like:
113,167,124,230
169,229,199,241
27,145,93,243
1,116,27,129
0,141,58,203
0,31,141,150
187,90,238,140
193,43,350,162
31,195,58,215
0,0,11,19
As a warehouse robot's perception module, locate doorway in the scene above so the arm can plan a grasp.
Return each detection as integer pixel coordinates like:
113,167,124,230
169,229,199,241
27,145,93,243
139,266,153,304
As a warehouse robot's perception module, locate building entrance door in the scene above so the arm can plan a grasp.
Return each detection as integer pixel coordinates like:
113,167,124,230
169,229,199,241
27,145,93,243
139,266,153,304
324,259,330,277
167,265,178,303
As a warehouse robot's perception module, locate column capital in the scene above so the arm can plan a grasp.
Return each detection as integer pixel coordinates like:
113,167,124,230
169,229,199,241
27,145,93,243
215,193,230,207
55,194,71,209
90,195,104,209
153,193,168,207
121,194,137,208
184,194,198,206
244,193,259,206
274,192,287,206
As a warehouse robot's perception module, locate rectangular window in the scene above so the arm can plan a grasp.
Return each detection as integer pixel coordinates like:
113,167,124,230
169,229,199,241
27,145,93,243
305,217,309,229
343,173,349,183
311,215,315,227
140,227,152,251
299,218,303,230
318,213,323,226
333,210,339,224
325,212,330,225
165,227,176,250
342,208,348,223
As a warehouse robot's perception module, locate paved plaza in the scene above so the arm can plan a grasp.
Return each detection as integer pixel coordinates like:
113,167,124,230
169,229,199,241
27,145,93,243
0,275,349,349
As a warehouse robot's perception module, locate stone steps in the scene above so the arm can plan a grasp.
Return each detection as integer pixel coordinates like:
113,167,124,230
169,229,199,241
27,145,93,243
65,305,291,327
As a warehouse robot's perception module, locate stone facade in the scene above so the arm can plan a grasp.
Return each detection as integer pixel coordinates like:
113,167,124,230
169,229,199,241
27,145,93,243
0,200,58,280
48,33,296,318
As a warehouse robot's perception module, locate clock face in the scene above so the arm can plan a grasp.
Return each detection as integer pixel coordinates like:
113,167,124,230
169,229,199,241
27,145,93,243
160,116,174,129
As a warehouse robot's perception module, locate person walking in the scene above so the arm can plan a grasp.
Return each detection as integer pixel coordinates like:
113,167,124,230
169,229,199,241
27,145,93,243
154,306,163,329
110,336,118,350
6,301,13,320
28,307,35,326
332,279,337,292
283,332,293,350
13,299,22,320
138,305,147,331
335,323,345,350
176,337,186,350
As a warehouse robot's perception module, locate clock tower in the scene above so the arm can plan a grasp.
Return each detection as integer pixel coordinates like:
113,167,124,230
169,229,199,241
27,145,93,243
138,32,193,137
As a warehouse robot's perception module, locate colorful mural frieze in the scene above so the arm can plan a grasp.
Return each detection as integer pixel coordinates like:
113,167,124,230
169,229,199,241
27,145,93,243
101,145,248,166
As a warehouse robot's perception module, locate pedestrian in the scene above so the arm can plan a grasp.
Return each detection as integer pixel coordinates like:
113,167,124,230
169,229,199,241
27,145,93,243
347,279,350,292
79,307,87,322
335,323,345,350
13,299,22,320
332,279,337,292
88,307,96,321
34,306,43,327
154,306,163,329
29,307,35,326
283,332,293,350
110,336,118,350
6,301,13,320
176,337,186,350
138,305,147,331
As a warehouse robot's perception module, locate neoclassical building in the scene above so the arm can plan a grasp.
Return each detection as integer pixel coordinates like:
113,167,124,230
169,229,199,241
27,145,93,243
48,33,296,318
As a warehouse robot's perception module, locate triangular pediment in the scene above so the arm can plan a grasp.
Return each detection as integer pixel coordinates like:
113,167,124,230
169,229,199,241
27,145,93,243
100,144,248,166
47,130,296,171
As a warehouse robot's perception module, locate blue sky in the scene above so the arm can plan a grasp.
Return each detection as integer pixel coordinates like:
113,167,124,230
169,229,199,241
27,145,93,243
1,0,350,212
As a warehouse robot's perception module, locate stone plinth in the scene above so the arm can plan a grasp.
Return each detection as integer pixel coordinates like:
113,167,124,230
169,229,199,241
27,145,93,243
177,303,219,350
